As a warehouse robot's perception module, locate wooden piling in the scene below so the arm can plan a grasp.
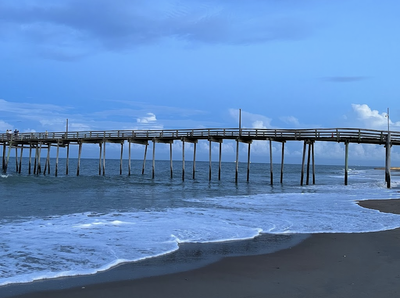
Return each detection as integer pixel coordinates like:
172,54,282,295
37,142,42,174
280,142,285,184
300,140,307,186
152,140,155,179
5,142,12,173
15,147,18,172
193,142,197,180
128,141,131,176
344,142,349,185
55,143,59,177
102,141,106,176
18,146,23,174
33,144,38,175
218,141,222,181
46,144,51,175
385,133,391,188
43,148,47,175
28,144,32,175
142,143,147,175
182,140,185,181
209,140,212,181
235,139,239,183
77,141,82,176
2,143,5,173
120,142,124,175
98,143,102,175
170,142,173,179
306,142,311,185
66,144,69,175
312,141,315,184
247,142,251,182
269,139,273,185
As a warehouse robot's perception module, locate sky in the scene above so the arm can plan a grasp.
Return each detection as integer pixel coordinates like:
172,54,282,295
1,0,400,165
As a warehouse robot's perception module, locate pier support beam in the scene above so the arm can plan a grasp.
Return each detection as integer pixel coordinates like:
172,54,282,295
55,143,60,177
280,142,285,184
182,140,185,181
219,142,222,180
33,144,38,175
102,141,106,176
312,141,316,185
235,139,239,184
43,147,47,175
37,142,42,174
98,143,102,175
77,141,82,176
66,144,69,175
269,139,273,185
120,142,124,175
128,141,131,176
152,140,156,179
208,138,223,181
15,147,18,173
247,142,251,182
300,141,307,186
142,143,148,175
209,140,212,181
306,142,311,185
2,143,5,173
193,142,197,180
46,144,51,175
170,142,173,179
385,133,391,188
18,146,23,174
344,142,349,185
5,143,12,173
28,144,32,175
181,138,197,181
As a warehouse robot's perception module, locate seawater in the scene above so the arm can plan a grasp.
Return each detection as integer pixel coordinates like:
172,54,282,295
1,158,400,288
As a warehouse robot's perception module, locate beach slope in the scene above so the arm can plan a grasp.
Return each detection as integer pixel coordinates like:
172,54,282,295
12,199,400,298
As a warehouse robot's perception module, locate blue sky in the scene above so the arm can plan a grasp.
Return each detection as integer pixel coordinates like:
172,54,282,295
1,0,400,165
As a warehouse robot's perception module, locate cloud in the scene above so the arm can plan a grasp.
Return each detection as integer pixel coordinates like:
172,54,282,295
0,0,316,59
351,104,400,130
323,76,369,83
137,113,157,124
0,120,13,131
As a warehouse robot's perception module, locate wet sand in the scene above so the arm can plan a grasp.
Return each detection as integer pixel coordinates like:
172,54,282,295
8,199,400,298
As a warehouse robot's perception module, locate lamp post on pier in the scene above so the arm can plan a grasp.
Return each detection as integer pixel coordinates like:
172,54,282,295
386,108,390,132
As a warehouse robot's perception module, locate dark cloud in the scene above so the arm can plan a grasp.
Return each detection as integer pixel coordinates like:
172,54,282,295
0,0,316,59
323,76,369,83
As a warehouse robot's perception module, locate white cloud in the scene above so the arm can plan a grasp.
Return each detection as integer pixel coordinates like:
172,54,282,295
0,120,12,131
351,104,400,130
137,113,157,124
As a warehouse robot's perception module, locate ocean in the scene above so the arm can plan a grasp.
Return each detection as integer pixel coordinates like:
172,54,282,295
1,157,400,295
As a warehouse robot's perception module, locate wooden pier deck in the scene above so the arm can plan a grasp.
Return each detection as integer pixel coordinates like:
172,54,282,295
1,128,397,187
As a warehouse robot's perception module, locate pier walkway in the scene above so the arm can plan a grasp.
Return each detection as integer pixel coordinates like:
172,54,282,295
0,128,397,187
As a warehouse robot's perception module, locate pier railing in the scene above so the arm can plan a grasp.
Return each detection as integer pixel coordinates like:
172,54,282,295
1,128,399,145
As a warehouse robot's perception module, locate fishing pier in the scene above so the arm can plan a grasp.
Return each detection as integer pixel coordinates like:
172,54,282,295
0,128,397,188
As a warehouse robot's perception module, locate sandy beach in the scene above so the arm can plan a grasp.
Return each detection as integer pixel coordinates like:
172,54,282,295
7,199,400,298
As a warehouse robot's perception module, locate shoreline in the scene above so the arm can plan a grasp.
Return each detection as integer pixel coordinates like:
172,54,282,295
1,233,309,297
5,198,400,298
